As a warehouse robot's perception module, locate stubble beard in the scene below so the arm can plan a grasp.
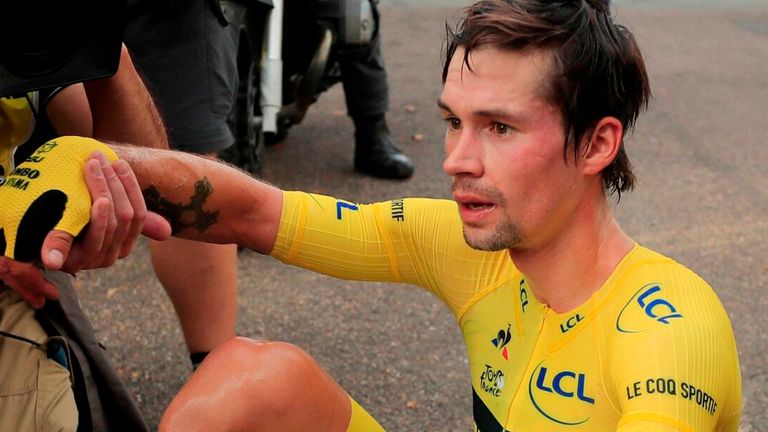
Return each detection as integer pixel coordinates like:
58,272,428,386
453,181,524,251
462,211,524,251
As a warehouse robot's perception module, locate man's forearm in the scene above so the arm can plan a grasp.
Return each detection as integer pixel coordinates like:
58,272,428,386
84,45,168,150
112,144,282,254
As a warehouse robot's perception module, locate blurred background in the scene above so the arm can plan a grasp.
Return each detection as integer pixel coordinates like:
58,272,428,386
77,0,767,430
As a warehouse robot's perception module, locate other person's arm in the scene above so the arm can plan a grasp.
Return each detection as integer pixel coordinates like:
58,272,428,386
0,45,172,307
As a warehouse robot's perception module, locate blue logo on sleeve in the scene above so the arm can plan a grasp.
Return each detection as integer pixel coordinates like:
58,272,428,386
616,283,683,333
336,201,359,220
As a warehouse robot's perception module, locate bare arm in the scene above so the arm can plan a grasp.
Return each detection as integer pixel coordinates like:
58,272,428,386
46,44,167,149
84,44,168,149
41,43,171,270
113,145,283,254
0,45,172,307
45,84,92,136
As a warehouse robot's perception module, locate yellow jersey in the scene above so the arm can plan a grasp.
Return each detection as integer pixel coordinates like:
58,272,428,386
271,192,742,432
0,93,37,179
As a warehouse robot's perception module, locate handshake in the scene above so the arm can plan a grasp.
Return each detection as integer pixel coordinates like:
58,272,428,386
0,136,171,306
0,136,118,261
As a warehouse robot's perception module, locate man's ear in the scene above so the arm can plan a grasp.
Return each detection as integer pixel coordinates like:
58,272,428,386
581,117,624,176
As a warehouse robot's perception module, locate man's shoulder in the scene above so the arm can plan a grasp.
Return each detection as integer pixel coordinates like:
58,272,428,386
602,248,741,428
608,245,731,335
619,245,716,300
604,245,739,376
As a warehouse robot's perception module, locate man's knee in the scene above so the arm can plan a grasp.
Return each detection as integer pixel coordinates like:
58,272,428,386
209,337,314,372
162,338,322,431
213,338,320,410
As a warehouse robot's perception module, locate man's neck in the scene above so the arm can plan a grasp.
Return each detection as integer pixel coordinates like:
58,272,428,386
509,201,634,314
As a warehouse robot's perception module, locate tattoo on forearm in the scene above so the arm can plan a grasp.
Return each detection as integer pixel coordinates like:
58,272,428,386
143,177,219,235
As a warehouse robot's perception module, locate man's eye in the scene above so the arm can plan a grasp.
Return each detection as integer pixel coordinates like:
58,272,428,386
446,117,461,130
492,122,511,135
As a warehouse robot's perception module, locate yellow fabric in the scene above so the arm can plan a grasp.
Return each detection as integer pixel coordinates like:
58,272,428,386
271,192,742,432
346,395,385,432
0,136,117,259
0,94,36,178
0,289,78,432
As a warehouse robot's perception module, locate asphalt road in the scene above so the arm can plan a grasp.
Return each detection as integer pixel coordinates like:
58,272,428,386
77,1,767,431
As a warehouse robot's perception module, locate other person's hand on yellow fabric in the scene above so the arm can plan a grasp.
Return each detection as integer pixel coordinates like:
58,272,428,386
0,136,171,307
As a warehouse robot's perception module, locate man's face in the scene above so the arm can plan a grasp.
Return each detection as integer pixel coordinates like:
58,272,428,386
439,47,583,251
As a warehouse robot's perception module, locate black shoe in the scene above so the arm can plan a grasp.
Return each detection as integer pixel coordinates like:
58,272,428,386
353,114,415,180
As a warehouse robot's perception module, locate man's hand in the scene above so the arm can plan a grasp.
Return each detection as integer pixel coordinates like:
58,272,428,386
41,153,171,273
0,151,171,307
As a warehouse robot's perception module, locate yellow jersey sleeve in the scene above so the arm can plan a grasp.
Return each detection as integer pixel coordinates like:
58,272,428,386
270,191,513,316
607,262,742,432
0,94,36,177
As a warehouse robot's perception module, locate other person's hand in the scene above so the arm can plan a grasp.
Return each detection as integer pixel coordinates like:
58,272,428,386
0,136,171,307
41,152,171,273
0,136,119,261
0,257,58,308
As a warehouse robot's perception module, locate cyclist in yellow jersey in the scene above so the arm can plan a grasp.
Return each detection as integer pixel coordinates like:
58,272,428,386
262,194,741,431
43,0,737,430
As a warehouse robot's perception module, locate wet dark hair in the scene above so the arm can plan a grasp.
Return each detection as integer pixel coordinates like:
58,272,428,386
442,0,651,198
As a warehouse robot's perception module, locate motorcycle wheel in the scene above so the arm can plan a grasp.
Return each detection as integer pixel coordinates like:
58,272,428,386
221,12,264,177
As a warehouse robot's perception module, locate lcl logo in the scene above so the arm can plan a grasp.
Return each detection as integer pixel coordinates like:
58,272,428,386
616,283,683,333
534,367,595,404
528,363,595,426
559,313,584,333
636,284,683,324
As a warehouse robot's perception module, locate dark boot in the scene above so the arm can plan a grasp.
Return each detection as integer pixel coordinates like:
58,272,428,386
353,114,414,179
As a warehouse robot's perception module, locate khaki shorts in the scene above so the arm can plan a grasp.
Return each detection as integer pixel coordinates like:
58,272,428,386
0,288,77,432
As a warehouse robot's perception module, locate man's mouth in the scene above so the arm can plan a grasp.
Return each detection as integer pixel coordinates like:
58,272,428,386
454,194,497,223
465,202,493,211
452,181,503,223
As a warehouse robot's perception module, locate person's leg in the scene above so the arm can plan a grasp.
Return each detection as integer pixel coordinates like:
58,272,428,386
337,1,414,180
125,0,239,366
0,289,78,432
159,338,384,432
149,239,238,357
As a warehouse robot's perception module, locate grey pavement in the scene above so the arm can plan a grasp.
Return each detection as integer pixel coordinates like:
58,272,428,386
78,1,767,431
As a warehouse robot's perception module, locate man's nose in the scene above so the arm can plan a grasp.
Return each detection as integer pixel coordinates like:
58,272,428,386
443,131,483,177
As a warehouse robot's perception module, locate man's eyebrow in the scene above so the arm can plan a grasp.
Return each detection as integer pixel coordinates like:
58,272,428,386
475,108,525,123
437,98,528,123
436,98,451,112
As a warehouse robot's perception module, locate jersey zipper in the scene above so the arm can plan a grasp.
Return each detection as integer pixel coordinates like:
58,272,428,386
502,306,549,429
